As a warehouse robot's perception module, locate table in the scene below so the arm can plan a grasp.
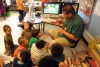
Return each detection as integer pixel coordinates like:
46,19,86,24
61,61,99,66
24,13,42,30
24,13,65,32
42,16,65,32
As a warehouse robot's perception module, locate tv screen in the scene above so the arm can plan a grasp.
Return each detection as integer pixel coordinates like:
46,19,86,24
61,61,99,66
43,2,62,15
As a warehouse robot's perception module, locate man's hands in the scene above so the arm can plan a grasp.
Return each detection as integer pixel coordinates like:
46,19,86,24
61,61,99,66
58,27,66,35
58,27,78,41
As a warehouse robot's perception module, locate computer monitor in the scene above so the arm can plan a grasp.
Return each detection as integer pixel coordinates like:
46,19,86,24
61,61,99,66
63,2,79,13
43,2,62,18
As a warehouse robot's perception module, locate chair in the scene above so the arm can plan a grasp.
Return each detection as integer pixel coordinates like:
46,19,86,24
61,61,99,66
69,40,80,59
69,24,85,59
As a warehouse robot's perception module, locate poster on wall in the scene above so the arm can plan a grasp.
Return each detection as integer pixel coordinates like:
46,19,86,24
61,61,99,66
94,0,100,16
76,0,95,16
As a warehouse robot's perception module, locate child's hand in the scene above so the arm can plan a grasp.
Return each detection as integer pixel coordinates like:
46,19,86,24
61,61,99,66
44,42,49,53
59,62,68,67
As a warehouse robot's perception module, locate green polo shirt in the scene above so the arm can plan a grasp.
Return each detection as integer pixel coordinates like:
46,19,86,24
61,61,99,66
59,14,84,44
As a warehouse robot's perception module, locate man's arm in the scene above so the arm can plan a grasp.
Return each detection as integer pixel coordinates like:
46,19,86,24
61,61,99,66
58,27,78,41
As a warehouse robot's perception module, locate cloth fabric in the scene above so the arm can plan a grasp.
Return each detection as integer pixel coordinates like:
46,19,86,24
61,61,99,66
53,54,65,63
31,44,48,64
50,14,84,46
16,0,25,10
14,45,26,58
16,0,26,21
18,10,26,21
41,0,49,7
50,37,70,47
59,14,84,44
13,58,33,67
6,11,10,17
5,0,11,6
4,34,14,55
0,2,6,16
22,29,32,40
28,37,39,49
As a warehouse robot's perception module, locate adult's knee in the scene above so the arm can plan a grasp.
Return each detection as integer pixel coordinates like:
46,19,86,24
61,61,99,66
48,30,53,35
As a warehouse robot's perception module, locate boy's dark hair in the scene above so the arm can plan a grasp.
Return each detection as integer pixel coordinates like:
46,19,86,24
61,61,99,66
18,36,25,45
38,56,58,67
63,4,76,15
51,43,64,57
36,40,46,49
20,49,31,63
31,29,40,37
3,25,11,32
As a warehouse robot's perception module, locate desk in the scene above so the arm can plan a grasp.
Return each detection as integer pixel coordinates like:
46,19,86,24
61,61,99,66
42,17,65,32
24,13,65,32
24,13,42,30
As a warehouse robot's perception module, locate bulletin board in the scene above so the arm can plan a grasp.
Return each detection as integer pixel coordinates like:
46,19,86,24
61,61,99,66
76,0,95,17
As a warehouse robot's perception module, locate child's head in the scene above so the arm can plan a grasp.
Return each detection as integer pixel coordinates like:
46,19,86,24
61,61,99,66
38,56,58,67
18,36,29,48
36,40,46,49
24,22,32,30
51,43,64,58
17,49,31,63
31,29,42,38
3,25,12,35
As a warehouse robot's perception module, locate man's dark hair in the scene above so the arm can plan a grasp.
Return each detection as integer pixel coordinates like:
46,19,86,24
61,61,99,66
63,4,76,15
3,25,11,32
38,56,58,67
51,43,64,57
31,29,40,37
36,40,46,49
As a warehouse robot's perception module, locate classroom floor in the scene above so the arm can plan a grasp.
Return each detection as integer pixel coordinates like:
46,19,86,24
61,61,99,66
0,11,88,64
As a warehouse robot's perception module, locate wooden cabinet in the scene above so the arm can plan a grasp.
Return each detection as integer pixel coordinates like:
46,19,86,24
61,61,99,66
88,40,100,67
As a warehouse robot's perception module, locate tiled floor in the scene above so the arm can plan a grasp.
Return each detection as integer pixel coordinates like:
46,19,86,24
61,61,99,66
0,11,88,59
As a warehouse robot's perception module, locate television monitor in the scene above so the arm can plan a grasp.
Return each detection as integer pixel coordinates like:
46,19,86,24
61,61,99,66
63,2,79,13
43,2,62,18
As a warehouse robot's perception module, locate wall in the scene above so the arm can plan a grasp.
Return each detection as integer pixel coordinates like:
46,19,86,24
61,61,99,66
88,0,100,39
78,0,100,42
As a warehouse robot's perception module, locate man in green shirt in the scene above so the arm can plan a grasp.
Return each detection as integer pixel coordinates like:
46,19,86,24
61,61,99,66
48,4,84,47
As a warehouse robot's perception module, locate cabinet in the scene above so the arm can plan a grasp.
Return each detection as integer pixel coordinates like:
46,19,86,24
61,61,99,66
88,40,100,67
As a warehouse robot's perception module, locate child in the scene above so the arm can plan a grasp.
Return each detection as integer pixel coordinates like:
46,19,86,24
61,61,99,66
0,0,6,19
14,36,29,58
21,22,33,40
28,29,42,49
37,56,58,67
31,40,48,64
51,43,65,63
13,49,33,67
3,25,14,56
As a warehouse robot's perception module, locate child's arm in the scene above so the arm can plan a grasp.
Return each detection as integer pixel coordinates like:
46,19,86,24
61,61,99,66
44,42,49,53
